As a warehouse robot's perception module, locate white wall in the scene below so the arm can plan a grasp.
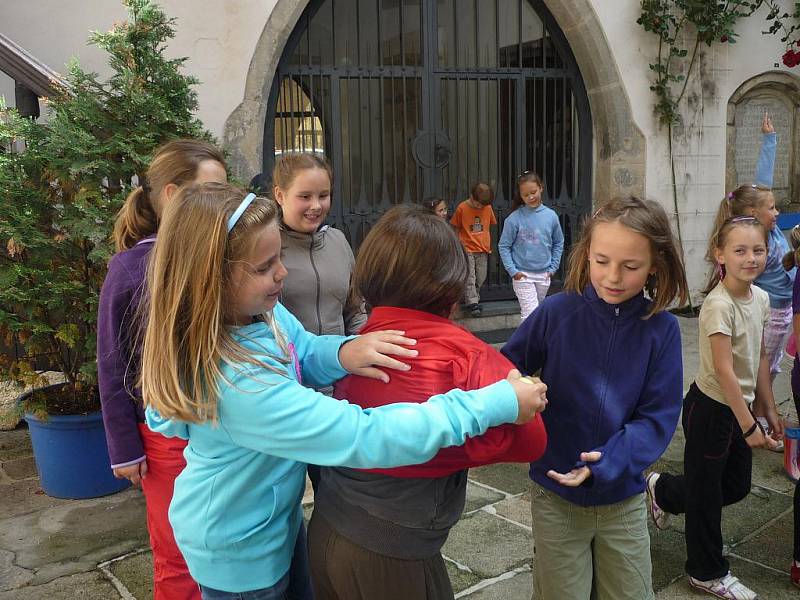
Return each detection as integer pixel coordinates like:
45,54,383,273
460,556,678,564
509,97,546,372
0,0,275,137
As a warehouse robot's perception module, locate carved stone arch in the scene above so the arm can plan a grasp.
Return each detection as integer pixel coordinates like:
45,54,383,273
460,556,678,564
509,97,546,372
223,0,646,204
726,71,800,209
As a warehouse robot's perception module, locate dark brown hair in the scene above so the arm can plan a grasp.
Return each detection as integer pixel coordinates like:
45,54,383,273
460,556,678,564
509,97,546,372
564,196,689,317
512,171,544,211
421,197,446,214
470,182,494,206
704,216,769,293
353,205,468,317
113,139,226,252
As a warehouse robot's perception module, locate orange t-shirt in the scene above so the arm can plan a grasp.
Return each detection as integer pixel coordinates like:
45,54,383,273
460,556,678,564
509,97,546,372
450,200,496,253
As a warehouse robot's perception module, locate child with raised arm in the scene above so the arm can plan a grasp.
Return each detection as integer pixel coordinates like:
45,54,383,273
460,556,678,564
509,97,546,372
308,205,548,600
502,197,689,600
647,208,784,600
97,138,227,600
451,182,497,316
141,182,546,599
499,171,564,320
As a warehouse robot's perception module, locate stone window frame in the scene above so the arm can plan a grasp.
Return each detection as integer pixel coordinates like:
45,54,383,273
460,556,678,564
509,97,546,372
725,71,800,209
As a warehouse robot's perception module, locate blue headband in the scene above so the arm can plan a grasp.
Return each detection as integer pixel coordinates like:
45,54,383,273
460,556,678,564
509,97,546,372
226,193,256,232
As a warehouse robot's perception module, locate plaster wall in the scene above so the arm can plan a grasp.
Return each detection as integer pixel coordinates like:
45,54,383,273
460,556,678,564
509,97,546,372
0,0,273,137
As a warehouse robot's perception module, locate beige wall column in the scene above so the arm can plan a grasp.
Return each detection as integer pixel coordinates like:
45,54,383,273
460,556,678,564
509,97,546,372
544,0,646,204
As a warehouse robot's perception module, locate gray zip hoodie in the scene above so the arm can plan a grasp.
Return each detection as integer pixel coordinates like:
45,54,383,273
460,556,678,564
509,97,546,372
279,224,366,336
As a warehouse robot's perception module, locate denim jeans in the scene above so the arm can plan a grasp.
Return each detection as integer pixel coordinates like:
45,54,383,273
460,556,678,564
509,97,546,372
200,525,314,600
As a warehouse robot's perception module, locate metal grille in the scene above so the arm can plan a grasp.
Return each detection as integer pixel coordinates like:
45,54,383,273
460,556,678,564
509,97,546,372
265,0,592,299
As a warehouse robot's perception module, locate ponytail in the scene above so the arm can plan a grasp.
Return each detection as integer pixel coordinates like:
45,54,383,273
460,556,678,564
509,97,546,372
113,185,158,252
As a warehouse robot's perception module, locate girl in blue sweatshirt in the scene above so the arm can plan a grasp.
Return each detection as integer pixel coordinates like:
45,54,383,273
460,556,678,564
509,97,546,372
734,114,794,387
498,171,564,320
502,197,689,600
141,182,545,599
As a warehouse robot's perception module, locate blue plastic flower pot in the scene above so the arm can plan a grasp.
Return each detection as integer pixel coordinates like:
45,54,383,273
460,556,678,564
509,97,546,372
24,409,130,499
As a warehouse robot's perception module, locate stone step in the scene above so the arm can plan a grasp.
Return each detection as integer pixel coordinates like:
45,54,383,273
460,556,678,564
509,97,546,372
453,300,521,333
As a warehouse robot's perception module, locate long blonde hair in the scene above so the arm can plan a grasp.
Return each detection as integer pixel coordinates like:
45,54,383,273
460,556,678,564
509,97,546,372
140,182,287,423
113,139,226,252
564,197,688,317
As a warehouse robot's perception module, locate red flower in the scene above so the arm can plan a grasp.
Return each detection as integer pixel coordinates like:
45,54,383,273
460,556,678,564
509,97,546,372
783,49,800,68
720,35,728,43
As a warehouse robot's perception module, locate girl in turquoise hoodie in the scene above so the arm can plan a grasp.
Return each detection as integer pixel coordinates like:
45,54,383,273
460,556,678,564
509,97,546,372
141,182,545,599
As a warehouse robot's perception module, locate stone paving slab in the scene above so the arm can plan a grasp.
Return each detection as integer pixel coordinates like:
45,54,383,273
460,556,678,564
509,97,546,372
0,569,121,599
468,462,531,495
0,488,147,586
460,569,532,599
107,550,154,600
443,510,532,578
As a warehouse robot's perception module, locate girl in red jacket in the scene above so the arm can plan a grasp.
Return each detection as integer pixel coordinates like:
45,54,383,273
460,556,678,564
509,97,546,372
307,205,548,600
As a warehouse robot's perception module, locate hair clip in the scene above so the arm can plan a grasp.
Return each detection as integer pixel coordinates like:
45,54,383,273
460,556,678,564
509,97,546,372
726,192,734,200
227,193,256,232
517,170,532,180
591,207,603,219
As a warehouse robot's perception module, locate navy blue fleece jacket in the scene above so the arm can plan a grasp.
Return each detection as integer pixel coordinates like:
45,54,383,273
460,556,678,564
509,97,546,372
501,285,683,506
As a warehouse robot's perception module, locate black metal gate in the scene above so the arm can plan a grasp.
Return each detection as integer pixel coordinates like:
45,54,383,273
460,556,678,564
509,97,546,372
265,0,592,299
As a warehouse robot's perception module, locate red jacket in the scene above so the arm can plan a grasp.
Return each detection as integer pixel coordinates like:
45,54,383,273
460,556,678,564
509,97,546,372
333,306,547,477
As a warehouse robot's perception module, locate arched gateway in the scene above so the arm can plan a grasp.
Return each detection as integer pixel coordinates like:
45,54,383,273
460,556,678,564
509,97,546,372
262,0,593,298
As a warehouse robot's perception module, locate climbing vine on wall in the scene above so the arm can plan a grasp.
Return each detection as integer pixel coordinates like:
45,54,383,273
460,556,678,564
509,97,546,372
638,1,800,126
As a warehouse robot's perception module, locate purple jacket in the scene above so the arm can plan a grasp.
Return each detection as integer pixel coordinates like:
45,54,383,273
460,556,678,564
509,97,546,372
96,237,154,468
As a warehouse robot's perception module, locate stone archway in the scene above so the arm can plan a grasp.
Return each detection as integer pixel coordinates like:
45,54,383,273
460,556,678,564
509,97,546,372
725,71,800,210
223,0,646,204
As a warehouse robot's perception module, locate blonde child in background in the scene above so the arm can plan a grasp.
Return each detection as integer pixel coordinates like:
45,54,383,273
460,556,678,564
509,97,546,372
499,171,564,320
141,182,546,599
647,209,784,600
502,197,689,600
451,182,496,317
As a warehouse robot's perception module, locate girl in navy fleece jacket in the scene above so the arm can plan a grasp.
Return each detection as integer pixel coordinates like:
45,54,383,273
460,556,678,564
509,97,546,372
502,197,689,600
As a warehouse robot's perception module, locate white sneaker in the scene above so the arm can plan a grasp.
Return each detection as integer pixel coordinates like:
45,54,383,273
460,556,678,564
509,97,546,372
688,572,758,600
645,472,670,530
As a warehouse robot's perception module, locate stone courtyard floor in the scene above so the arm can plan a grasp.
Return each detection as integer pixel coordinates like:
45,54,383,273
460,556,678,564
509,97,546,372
1,315,800,598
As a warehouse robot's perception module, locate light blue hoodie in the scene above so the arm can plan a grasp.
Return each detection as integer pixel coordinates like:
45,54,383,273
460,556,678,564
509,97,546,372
753,131,796,307
146,302,519,593
498,204,564,276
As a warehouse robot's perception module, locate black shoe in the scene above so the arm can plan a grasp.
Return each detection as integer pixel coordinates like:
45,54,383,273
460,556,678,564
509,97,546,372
469,303,482,317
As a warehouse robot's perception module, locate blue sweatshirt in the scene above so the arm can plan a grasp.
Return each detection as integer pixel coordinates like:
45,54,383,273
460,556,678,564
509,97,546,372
501,285,683,507
498,204,564,276
752,132,796,307
146,302,519,593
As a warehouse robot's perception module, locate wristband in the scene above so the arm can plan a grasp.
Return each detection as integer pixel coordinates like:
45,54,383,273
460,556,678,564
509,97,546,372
742,420,764,439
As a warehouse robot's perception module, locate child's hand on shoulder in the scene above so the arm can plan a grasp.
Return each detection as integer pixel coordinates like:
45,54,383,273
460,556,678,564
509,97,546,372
506,370,548,424
546,451,602,487
339,330,418,383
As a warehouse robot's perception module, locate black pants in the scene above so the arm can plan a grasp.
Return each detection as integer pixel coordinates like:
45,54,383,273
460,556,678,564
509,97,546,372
654,383,752,581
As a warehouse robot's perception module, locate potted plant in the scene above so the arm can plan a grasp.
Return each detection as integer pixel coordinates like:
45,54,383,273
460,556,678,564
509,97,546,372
0,0,214,498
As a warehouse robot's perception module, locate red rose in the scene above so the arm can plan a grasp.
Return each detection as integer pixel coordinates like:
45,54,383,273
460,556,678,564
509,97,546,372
783,50,800,67
720,35,728,43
